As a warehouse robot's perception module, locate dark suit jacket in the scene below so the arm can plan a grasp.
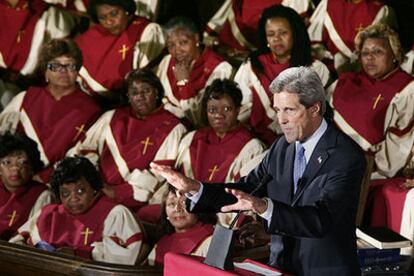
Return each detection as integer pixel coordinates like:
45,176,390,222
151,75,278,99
191,123,366,276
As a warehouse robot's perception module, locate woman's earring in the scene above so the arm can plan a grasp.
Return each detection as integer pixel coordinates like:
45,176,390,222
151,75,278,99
267,43,270,48
196,42,200,47
166,216,170,220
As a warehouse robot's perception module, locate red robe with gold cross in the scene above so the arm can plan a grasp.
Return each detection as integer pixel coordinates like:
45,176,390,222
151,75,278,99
76,16,165,98
10,195,144,264
0,86,102,183
67,106,187,209
0,180,48,240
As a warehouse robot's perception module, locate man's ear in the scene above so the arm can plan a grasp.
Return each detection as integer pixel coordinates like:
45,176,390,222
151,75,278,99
310,102,321,117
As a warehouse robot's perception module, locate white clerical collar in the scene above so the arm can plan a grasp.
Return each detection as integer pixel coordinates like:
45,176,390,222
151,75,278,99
295,119,328,163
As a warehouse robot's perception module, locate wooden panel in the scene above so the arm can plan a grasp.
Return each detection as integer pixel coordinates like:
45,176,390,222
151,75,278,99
0,241,162,276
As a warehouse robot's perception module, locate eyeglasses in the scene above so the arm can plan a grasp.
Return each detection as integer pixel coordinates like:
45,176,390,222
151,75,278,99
46,63,79,72
0,158,30,169
207,106,234,115
360,48,387,59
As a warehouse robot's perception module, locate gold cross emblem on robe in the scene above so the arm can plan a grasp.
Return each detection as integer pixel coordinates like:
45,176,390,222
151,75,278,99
73,124,86,141
140,137,154,155
208,165,220,181
7,210,17,227
372,94,384,110
81,227,94,245
119,44,130,61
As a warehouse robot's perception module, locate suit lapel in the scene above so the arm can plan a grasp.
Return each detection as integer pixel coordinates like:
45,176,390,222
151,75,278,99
292,125,336,205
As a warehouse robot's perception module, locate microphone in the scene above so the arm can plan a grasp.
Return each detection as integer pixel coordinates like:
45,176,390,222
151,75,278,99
228,174,272,229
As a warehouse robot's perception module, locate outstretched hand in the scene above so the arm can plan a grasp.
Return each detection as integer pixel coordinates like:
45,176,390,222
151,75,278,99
150,162,201,194
221,188,267,214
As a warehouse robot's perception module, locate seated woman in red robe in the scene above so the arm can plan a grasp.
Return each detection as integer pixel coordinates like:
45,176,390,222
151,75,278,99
0,38,102,183
234,5,329,146
0,132,52,240
156,16,233,129
147,185,216,266
75,0,165,103
308,0,396,74
202,0,313,62
68,69,187,212
175,79,265,227
326,24,414,254
10,156,144,265
0,0,79,110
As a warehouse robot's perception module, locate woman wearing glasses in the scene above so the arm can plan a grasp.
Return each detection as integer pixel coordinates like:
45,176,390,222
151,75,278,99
326,24,414,252
68,69,187,214
0,38,102,183
0,132,52,240
174,79,265,227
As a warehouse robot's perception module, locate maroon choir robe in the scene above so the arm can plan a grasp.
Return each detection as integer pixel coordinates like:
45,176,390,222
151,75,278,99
0,0,47,72
18,86,101,182
154,223,213,265
250,53,288,145
98,107,181,208
332,69,413,146
32,195,141,259
323,0,384,57
188,126,254,183
76,16,150,95
0,180,45,240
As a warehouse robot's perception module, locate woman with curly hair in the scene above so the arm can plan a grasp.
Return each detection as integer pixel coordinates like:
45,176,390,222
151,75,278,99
0,132,51,240
10,156,145,265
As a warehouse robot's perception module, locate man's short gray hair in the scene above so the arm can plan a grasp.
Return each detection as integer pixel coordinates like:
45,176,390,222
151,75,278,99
269,66,326,115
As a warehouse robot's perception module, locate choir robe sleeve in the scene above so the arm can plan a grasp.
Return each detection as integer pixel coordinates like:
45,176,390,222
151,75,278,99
0,91,25,134
28,190,53,219
91,205,144,265
234,60,254,124
146,123,188,204
373,81,414,178
203,0,232,38
132,22,165,69
226,138,266,182
307,0,331,60
21,6,78,75
66,111,112,166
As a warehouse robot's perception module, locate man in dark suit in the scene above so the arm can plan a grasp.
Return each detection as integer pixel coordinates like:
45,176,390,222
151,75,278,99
151,66,366,276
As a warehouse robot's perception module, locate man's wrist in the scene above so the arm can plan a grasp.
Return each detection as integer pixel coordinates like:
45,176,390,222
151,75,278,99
254,198,268,215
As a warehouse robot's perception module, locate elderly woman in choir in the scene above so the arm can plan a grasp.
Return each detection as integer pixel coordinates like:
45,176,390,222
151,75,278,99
10,156,144,265
326,24,414,252
75,0,165,103
68,69,187,213
156,16,233,128
0,0,78,110
234,5,329,146
0,38,101,184
0,132,51,240
147,185,217,266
